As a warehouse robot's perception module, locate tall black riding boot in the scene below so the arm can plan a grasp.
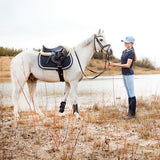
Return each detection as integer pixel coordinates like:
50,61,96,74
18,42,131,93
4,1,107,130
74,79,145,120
130,96,136,116
128,97,132,115
123,97,136,119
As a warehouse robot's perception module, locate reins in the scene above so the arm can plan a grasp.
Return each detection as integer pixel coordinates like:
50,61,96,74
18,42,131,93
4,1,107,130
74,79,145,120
73,34,112,79
74,48,109,79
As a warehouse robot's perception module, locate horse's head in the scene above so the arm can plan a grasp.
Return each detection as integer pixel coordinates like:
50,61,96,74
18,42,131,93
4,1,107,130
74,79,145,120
94,29,113,57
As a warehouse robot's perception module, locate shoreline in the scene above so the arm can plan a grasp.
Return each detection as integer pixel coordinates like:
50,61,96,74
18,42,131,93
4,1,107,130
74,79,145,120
1,68,160,78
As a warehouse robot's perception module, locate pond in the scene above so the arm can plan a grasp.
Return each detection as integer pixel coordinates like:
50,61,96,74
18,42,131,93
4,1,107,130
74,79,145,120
0,74,160,111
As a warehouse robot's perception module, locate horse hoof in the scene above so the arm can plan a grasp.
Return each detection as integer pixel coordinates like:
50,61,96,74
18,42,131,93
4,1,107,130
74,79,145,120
60,112,65,117
74,112,81,120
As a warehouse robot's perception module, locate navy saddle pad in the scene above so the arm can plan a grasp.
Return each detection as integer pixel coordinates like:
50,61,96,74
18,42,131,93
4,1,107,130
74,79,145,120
38,53,73,70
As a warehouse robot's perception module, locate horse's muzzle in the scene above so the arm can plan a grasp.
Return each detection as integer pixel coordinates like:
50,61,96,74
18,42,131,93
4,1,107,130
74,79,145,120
102,44,113,56
102,45,113,56
106,47,113,56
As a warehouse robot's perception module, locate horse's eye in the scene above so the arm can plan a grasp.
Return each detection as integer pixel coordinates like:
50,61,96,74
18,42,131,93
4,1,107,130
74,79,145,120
99,38,103,42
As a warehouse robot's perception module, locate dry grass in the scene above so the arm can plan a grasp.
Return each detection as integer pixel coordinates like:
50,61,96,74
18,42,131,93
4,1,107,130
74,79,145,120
0,56,13,77
0,56,13,71
0,96,160,159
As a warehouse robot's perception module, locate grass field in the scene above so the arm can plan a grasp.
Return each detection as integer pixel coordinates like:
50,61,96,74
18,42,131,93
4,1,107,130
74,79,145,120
0,96,160,159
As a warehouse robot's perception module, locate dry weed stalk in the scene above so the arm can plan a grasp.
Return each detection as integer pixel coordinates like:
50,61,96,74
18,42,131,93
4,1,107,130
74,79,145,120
52,110,62,144
45,122,59,151
70,124,83,160
115,114,119,155
105,136,110,151
44,82,49,111
131,144,139,160
62,118,70,143
122,107,128,160
154,121,160,148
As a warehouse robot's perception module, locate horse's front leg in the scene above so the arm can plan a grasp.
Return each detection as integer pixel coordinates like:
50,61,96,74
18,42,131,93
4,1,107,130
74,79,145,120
70,81,81,119
59,82,70,115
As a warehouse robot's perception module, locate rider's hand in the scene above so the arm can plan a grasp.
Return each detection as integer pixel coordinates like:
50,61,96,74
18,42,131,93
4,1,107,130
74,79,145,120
109,62,115,67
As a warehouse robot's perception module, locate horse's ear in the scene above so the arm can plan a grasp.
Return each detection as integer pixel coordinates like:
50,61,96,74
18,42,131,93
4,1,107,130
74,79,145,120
98,29,101,34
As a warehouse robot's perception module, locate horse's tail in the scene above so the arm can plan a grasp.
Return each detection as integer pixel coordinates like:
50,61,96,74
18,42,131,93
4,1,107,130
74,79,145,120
10,52,31,83
10,51,32,113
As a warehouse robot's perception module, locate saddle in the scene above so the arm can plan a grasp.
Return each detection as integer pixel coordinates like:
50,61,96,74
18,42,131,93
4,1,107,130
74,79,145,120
38,45,73,81
43,45,69,53
42,45,70,66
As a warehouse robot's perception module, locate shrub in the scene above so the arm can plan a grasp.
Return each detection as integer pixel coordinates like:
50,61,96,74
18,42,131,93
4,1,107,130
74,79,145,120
135,57,155,69
93,51,104,59
0,47,22,56
33,48,41,52
104,54,155,69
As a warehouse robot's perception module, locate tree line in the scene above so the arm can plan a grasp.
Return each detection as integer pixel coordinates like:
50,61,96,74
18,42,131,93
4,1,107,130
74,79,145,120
0,47,22,56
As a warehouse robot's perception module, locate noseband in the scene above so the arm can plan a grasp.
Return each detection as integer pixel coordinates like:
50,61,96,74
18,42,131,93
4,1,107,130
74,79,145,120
94,35,111,55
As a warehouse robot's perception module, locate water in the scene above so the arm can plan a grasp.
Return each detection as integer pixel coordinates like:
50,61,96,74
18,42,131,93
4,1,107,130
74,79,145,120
0,74,160,110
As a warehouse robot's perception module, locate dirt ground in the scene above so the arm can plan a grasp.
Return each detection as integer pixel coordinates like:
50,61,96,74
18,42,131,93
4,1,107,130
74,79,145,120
1,56,160,159
0,96,160,160
0,56,160,78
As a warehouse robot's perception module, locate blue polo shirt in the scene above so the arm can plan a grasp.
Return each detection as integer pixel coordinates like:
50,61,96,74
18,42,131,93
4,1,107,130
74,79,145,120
121,48,135,75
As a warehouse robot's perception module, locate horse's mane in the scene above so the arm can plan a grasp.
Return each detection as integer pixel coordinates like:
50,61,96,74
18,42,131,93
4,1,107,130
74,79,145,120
78,35,94,48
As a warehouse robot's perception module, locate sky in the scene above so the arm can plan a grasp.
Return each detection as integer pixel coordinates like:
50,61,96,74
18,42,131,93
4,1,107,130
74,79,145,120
0,0,160,67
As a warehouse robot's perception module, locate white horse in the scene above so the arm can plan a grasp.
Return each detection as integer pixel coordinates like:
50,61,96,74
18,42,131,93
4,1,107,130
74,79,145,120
10,30,111,119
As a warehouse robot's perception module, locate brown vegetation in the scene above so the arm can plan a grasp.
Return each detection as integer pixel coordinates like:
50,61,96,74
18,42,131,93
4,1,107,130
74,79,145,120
1,56,159,78
0,56,13,77
0,96,160,159
86,58,160,76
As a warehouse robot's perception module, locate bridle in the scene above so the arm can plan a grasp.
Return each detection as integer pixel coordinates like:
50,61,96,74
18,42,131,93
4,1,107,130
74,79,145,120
74,34,112,80
94,34,111,56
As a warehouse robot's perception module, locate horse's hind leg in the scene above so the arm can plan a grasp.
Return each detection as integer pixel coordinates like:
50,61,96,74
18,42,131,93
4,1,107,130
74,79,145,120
11,55,31,118
27,75,43,116
12,78,26,118
59,82,70,113
12,84,22,118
